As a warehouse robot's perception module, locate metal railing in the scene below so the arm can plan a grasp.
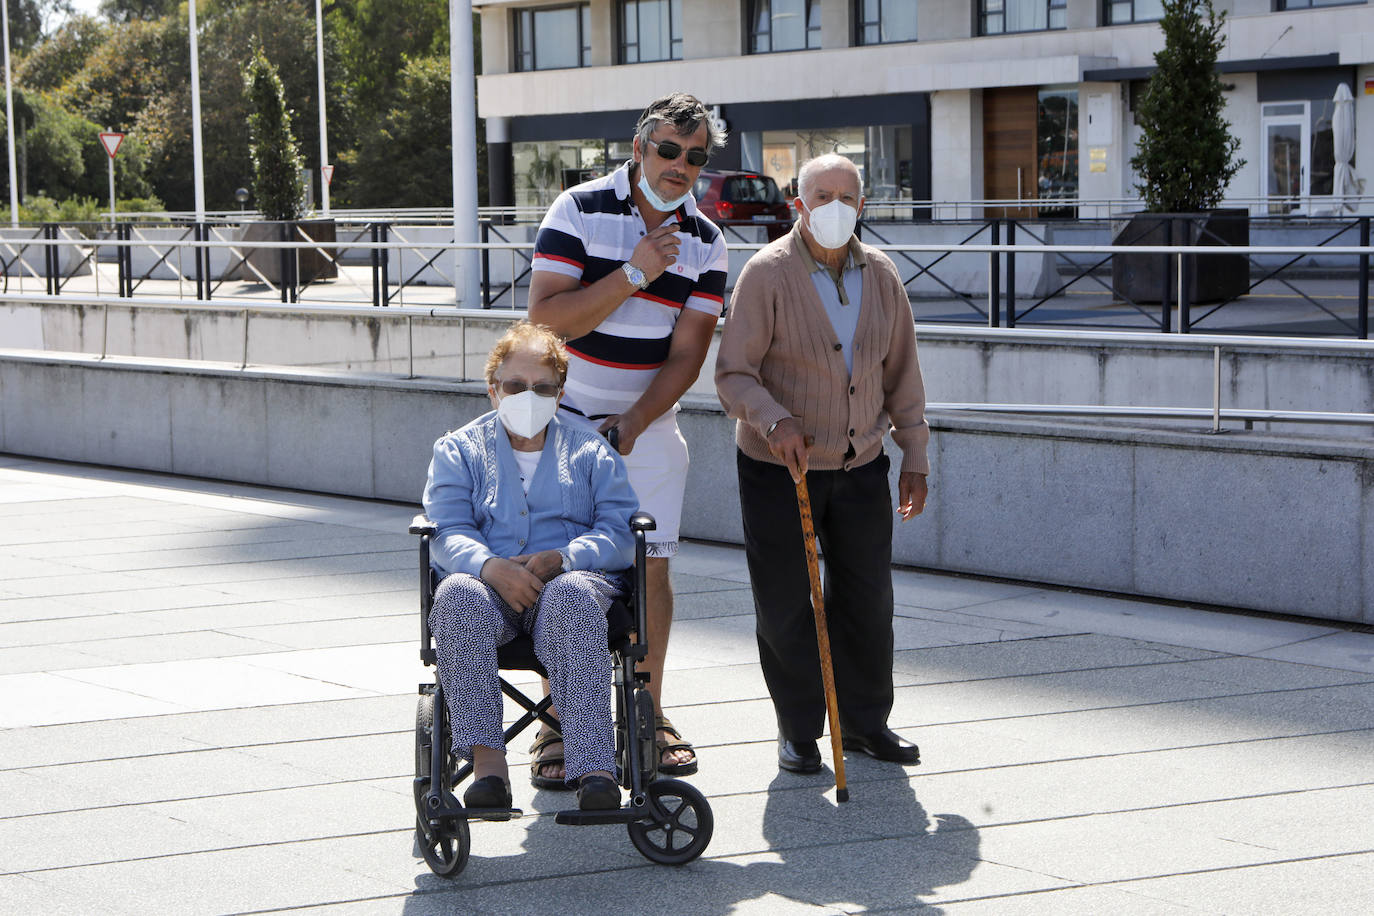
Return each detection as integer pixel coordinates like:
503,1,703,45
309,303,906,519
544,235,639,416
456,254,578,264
13,294,1369,440
2,219,1372,339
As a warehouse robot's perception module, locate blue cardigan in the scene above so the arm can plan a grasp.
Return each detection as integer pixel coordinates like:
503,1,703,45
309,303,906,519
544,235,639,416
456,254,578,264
422,411,638,577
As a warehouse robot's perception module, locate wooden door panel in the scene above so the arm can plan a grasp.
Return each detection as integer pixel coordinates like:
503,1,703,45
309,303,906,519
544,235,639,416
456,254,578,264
983,87,1038,217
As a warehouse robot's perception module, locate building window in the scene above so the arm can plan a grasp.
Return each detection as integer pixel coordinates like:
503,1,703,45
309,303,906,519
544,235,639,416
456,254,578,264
515,4,591,72
1105,0,1164,23
980,0,1066,34
737,124,913,205
749,0,823,54
856,0,918,44
1037,88,1078,217
1278,0,1362,7
620,0,683,63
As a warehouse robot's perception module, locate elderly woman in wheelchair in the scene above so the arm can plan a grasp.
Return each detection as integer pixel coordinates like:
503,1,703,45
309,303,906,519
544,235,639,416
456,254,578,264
422,321,637,813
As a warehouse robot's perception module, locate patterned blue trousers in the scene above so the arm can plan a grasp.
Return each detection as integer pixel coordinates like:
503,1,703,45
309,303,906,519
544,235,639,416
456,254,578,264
429,570,622,783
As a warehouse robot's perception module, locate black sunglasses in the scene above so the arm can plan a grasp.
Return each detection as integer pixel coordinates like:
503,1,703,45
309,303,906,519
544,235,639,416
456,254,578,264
647,138,710,168
497,379,561,398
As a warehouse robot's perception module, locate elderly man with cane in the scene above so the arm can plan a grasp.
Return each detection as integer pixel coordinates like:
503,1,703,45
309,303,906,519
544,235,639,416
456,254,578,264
716,153,929,779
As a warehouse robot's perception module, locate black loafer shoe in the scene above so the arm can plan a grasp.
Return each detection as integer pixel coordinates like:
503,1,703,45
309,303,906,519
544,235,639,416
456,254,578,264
463,774,513,809
778,735,822,774
842,728,921,765
577,774,621,811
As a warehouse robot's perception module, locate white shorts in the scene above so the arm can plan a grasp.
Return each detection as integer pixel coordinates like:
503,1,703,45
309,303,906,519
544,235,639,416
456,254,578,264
558,407,688,558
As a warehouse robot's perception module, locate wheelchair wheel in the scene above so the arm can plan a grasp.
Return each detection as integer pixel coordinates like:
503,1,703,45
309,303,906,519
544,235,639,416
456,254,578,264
626,778,713,865
415,692,435,778
416,814,470,877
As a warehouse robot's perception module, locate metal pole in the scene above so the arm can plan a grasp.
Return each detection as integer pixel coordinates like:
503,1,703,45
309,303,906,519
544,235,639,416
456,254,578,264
1161,219,1172,332
189,1,206,222
988,218,1000,327
1,0,16,227
1005,219,1016,328
450,0,480,307
1179,219,1191,334
1360,217,1369,340
106,129,117,227
1211,346,1221,434
314,0,330,216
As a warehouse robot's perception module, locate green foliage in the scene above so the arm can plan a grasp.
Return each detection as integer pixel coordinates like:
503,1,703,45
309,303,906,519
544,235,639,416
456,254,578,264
1,193,163,225
244,46,305,221
1130,0,1245,213
16,14,109,91
98,0,178,22
345,55,453,208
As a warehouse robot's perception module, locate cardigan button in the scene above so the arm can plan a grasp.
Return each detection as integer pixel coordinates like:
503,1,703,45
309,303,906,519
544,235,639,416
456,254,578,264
849,386,856,394
832,343,842,351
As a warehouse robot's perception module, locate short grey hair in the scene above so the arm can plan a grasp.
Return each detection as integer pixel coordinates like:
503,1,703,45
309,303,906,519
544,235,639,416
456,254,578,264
635,92,727,154
797,154,862,201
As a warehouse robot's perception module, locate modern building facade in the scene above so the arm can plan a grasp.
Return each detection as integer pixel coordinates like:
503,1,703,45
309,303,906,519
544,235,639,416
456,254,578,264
475,0,1374,217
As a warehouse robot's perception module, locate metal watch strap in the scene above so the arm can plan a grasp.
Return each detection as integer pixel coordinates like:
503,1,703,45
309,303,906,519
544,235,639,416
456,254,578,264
621,261,648,289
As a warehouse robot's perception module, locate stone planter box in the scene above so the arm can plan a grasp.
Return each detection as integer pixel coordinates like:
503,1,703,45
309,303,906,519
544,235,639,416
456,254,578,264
1111,209,1250,305
236,219,338,285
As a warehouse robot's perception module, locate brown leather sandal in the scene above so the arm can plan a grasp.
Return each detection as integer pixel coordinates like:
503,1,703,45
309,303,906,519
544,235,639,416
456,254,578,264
528,727,571,790
654,713,699,776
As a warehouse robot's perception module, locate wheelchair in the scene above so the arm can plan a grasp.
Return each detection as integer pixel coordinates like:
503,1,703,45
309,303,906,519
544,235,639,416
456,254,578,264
410,512,714,877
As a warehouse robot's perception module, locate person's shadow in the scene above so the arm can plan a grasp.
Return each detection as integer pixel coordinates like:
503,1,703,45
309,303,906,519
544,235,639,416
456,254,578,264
405,761,978,913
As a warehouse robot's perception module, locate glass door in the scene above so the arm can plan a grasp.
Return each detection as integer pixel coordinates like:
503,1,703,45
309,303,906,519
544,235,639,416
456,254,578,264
1262,102,1310,215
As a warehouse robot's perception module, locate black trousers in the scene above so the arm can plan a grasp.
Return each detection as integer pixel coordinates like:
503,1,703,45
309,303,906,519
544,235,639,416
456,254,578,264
737,450,896,742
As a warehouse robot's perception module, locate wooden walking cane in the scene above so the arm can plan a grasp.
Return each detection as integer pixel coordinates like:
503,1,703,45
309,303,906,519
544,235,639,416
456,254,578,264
795,474,849,803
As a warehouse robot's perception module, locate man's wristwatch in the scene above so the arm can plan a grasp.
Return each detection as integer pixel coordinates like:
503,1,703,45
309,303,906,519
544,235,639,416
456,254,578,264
558,548,572,573
621,261,649,290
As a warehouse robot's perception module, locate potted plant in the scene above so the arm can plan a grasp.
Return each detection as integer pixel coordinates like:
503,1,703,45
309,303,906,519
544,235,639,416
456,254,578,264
1113,0,1247,305
241,47,335,285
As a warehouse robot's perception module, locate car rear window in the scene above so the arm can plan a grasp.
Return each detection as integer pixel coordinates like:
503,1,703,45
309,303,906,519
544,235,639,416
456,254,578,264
723,176,783,204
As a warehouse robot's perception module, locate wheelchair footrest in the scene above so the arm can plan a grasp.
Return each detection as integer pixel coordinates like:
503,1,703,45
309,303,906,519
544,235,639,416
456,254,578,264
554,807,640,826
464,806,522,822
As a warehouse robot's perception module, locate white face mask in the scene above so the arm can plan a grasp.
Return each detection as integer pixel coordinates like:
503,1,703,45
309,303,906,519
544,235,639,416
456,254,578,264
802,198,859,250
496,389,559,440
637,170,692,213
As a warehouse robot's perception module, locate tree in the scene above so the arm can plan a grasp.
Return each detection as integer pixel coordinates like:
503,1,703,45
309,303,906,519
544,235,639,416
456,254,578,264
346,55,451,208
244,46,304,220
16,13,108,91
1130,0,1245,213
98,0,179,23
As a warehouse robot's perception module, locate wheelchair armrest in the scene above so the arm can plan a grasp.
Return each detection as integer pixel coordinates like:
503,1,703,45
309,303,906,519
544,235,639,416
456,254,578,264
409,514,437,537
630,512,657,533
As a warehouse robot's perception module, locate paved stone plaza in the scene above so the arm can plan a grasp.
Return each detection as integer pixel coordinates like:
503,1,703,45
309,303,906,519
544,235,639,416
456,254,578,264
1,452,1372,914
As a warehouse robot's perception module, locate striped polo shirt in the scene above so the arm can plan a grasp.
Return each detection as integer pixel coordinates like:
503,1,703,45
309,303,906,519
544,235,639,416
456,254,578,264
532,162,729,419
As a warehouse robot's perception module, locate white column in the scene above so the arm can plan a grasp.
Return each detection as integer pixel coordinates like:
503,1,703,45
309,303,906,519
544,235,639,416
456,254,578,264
451,0,480,307
189,1,206,221
2,0,18,226
315,0,330,215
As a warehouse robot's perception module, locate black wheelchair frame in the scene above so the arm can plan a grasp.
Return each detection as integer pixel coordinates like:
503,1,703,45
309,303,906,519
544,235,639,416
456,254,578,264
410,511,713,877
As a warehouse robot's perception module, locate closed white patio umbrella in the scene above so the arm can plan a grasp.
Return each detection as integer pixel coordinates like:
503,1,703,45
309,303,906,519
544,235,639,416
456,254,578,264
1332,83,1358,212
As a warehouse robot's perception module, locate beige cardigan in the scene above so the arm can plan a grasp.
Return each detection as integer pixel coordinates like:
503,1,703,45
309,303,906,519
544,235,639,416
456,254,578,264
715,228,930,475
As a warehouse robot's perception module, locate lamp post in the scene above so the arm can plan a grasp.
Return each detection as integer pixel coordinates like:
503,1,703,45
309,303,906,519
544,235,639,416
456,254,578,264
314,0,330,215
450,0,479,307
188,0,206,222
2,0,19,226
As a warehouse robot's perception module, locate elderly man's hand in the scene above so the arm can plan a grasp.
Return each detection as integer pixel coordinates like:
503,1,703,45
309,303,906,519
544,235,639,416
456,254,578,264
480,557,544,613
766,417,810,483
897,472,928,521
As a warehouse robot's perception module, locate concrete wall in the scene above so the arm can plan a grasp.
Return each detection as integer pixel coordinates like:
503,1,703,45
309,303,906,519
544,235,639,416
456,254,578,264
3,350,1370,621
6,302,1373,436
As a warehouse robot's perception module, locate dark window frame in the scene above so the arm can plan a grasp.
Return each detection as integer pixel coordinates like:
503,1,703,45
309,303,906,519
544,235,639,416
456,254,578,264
978,0,1067,35
1103,0,1164,24
1275,0,1365,8
514,3,592,73
747,0,824,55
855,0,919,45
619,0,684,64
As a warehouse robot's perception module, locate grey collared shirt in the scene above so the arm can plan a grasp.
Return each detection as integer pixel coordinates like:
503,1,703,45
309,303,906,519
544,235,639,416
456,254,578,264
796,235,867,376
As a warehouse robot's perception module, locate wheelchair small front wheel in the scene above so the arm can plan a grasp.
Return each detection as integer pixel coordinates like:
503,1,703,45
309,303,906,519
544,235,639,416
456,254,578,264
626,778,713,865
417,814,470,877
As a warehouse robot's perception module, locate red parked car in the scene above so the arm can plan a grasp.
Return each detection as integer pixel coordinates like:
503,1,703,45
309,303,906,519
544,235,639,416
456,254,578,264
692,170,793,241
